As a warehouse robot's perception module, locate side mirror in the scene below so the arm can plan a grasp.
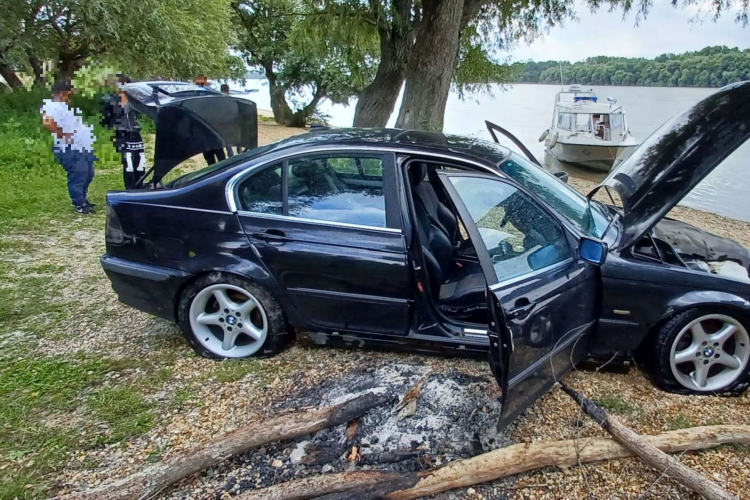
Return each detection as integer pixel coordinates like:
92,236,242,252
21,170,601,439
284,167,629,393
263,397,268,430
579,237,608,266
553,171,569,183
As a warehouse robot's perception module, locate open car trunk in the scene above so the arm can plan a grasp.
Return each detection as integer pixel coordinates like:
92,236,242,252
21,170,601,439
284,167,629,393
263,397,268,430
123,81,259,186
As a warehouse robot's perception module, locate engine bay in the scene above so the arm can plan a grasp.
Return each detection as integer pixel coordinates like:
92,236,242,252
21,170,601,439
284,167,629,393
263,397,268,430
632,217,750,283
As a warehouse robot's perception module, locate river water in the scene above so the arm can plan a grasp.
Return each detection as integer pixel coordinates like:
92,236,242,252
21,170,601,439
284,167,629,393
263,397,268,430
240,81,749,223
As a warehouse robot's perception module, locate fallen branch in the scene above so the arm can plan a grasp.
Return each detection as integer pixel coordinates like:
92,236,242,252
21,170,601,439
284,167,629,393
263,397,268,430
560,382,738,500
57,392,393,500
237,425,750,500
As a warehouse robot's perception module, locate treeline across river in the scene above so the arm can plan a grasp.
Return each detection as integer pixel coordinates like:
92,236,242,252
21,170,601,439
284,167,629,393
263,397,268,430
510,46,750,87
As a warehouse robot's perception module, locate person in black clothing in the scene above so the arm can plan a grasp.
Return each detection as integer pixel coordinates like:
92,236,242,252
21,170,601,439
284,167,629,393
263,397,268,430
102,75,146,189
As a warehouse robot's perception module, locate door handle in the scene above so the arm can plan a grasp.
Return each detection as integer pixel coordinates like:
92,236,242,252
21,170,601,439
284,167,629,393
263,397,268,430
507,298,533,320
252,230,291,244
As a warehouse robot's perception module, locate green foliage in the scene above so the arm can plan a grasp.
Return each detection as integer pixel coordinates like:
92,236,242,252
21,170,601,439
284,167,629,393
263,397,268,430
1,0,239,80
233,0,378,124
510,46,750,87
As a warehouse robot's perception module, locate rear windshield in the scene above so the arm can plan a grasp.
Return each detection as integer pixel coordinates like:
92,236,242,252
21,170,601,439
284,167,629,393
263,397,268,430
170,143,276,188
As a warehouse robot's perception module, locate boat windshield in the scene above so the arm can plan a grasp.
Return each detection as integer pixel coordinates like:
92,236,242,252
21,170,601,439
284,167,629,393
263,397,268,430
499,156,611,238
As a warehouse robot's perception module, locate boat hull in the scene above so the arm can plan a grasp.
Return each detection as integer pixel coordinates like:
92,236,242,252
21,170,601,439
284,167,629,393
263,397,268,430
547,141,638,171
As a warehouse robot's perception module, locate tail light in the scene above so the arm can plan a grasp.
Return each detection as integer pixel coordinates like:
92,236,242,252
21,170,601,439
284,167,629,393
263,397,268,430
105,206,124,244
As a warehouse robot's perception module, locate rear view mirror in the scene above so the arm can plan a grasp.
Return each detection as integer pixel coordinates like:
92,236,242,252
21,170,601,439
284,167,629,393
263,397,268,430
553,171,569,183
579,237,608,266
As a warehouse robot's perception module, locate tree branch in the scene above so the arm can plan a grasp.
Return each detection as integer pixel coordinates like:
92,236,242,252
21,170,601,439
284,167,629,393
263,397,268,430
560,381,738,500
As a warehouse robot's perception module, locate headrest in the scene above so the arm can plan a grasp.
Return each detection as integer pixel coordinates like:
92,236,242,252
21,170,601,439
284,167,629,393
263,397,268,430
409,162,427,186
246,167,280,194
291,160,317,178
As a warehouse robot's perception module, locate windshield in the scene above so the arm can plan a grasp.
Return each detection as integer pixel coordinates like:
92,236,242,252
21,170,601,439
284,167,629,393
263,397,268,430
499,155,611,238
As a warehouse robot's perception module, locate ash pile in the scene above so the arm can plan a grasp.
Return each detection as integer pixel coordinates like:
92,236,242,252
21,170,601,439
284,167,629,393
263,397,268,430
183,361,510,499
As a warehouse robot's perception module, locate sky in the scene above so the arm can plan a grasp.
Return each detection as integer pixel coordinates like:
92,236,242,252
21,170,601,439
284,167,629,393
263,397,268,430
505,1,749,62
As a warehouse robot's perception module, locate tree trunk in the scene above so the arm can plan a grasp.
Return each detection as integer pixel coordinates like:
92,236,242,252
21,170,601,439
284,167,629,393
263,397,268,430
352,42,406,127
394,0,464,131
55,52,85,82
0,62,24,88
265,64,308,128
353,1,413,127
239,425,750,500
561,382,738,500
26,49,45,86
58,393,392,500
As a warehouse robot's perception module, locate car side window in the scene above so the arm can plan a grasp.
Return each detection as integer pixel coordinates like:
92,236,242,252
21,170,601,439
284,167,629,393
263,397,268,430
287,155,386,228
237,164,283,214
448,176,571,281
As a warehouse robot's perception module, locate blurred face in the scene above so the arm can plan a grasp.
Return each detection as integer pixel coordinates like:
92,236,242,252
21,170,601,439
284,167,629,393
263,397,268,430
53,90,72,103
195,76,207,86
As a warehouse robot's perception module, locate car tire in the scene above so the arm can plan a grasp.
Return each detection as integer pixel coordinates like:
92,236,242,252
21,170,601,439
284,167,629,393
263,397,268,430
649,307,750,396
177,273,289,359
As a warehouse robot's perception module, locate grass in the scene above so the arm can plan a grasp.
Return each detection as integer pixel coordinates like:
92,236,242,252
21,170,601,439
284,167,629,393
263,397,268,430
210,359,262,383
0,355,109,498
592,393,637,416
0,93,173,495
88,387,155,445
667,413,693,430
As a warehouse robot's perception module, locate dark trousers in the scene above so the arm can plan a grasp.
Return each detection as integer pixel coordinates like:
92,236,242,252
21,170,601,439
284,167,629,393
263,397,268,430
116,132,146,189
203,148,226,165
53,146,96,207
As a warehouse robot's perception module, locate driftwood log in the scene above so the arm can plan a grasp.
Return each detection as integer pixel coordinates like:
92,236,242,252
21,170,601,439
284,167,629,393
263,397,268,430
57,392,392,500
238,425,750,500
560,382,738,500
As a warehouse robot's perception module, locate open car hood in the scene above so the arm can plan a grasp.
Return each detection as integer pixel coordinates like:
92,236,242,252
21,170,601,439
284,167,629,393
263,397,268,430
123,82,258,183
595,81,750,250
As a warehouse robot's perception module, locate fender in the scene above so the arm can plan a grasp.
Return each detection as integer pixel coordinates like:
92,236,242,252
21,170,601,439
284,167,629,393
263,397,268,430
178,252,307,328
662,290,750,323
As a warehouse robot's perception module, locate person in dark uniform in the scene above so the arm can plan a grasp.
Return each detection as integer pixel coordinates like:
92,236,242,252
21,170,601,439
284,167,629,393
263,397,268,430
102,75,147,188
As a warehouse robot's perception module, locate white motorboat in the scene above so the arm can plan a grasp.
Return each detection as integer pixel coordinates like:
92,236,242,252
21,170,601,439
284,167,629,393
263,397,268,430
541,85,639,171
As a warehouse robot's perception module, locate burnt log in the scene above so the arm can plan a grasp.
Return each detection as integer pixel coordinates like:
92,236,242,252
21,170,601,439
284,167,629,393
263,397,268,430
57,392,392,500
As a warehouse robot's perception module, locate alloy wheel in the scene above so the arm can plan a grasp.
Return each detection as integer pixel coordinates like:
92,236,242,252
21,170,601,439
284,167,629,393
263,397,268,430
189,284,268,358
669,314,750,392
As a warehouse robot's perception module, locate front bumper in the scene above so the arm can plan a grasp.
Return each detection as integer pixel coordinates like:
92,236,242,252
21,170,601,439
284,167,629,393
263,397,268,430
101,255,193,321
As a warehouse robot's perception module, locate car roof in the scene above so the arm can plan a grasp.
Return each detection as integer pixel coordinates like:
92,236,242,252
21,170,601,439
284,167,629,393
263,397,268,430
253,128,511,165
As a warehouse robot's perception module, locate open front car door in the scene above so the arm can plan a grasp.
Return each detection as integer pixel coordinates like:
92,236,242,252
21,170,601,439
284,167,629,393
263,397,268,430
437,170,603,430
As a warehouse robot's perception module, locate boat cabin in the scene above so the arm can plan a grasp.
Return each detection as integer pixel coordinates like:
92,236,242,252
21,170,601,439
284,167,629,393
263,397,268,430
553,86,630,143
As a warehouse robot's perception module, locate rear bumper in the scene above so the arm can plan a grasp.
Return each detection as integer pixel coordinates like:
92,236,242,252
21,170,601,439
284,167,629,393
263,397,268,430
101,255,192,321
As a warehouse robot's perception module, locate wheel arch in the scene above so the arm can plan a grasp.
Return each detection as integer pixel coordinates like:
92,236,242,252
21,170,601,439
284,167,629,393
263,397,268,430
660,290,750,326
171,263,304,328
638,290,750,353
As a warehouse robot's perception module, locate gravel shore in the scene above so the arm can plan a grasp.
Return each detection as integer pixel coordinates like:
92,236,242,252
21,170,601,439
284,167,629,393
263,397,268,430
5,124,748,500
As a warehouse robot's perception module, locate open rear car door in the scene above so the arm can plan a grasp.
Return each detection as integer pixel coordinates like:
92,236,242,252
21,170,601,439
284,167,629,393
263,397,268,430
436,170,602,430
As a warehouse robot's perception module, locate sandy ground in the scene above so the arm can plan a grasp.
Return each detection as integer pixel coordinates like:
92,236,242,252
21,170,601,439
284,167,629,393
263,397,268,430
5,123,749,500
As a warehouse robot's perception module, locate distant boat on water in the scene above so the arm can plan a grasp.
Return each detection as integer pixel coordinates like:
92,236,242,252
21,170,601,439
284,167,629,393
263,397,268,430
541,85,640,171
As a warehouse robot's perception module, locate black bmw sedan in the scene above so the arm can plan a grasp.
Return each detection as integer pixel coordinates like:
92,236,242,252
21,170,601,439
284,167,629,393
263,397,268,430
102,82,750,428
